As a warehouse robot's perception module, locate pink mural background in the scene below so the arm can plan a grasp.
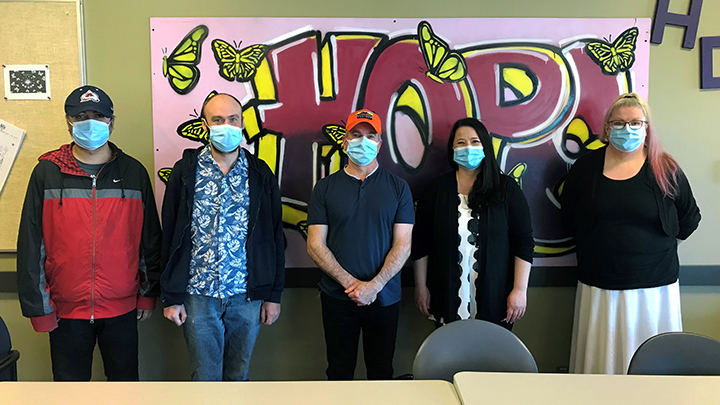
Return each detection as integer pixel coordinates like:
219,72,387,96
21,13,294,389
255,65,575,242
150,18,651,267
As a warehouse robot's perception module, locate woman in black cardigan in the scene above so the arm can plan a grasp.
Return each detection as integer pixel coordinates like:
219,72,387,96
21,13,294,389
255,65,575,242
412,118,534,329
561,93,701,374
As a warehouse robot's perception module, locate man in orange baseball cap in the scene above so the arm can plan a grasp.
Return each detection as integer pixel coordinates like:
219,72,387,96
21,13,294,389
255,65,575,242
342,109,383,167
306,109,415,380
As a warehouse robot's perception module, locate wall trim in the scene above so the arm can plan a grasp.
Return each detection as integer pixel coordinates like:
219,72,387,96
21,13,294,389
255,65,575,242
1,265,718,293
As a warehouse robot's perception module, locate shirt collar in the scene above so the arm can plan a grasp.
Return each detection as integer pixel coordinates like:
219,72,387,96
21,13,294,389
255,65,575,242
198,144,246,172
197,144,214,164
343,164,379,181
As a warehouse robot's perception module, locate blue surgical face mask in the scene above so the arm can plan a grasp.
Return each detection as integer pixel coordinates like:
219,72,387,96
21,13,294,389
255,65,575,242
208,124,243,153
72,119,110,151
453,145,485,170
345,137,379,166
609,126,645,153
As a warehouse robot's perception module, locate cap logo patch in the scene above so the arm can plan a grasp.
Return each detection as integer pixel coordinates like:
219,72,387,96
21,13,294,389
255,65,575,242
80,90,100,103
356,111,373,119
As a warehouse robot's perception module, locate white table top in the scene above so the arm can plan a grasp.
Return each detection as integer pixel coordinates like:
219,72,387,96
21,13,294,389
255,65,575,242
453,372,720,405
0,380,460,405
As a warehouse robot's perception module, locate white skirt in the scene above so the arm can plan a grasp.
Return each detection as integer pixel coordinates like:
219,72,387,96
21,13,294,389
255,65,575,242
569,280,682,374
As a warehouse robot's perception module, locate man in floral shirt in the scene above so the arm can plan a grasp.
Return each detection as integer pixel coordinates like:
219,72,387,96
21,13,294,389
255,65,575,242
160,93,284,381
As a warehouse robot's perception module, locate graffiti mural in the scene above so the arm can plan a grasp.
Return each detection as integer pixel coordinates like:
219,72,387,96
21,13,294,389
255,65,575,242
150,18,651,267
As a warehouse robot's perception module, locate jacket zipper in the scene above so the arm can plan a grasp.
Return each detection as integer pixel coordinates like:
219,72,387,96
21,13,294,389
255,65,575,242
87,161,111,324
60,152,114,324
166,224,190,275
245,206,259,302
244,163,263,302
90,174,97,324
165,173,195,290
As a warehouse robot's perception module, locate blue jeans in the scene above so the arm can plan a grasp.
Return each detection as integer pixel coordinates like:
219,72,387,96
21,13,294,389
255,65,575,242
183,293,262,381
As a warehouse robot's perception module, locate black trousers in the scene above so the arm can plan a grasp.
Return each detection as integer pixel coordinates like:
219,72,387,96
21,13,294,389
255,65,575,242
320,292,400,380
49,310,138,381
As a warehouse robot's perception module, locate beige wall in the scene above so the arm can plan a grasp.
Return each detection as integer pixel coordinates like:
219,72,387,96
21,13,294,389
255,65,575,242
1,0,719,380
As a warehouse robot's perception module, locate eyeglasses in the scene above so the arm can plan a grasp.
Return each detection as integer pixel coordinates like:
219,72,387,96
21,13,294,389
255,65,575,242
607,120,647,130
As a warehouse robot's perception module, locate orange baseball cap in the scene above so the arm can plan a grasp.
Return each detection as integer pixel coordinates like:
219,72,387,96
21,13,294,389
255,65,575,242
346,109,382,133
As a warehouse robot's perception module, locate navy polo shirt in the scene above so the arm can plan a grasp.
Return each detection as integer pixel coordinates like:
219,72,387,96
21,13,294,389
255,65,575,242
307,166,415,306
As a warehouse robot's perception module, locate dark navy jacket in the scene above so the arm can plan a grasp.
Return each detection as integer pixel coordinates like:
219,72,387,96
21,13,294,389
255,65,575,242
160,146,285,306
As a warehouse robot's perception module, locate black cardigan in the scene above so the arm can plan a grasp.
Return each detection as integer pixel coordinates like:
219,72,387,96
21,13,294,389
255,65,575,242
560,147,701,288
412,171,534,324
159,147,285,306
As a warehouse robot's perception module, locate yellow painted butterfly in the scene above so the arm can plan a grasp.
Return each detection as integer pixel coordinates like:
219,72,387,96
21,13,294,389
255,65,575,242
417,21,467,84
321,124,345,148
176,118,208,145
158,167,173,184
175,91,219,144
316,124,346,178
162,25,209,95
585,27,639,76
211,39,268,82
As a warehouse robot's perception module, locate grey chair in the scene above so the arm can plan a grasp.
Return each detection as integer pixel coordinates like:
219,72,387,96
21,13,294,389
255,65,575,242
0,315,20,381
627,332,720,376
412,319,537,381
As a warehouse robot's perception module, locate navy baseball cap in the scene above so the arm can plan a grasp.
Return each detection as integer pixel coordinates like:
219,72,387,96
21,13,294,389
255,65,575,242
64,86,114,117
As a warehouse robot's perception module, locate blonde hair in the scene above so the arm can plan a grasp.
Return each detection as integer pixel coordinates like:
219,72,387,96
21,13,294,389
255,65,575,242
602,93,678,196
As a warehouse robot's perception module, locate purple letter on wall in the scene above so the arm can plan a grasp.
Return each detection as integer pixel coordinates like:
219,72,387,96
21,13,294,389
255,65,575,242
651,0,703,49
700,36,720,89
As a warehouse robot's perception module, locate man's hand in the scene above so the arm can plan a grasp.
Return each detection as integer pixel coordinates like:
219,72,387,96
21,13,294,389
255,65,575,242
261,302,281,325
345,280,380,306
136,309,153,322
163,304,187,326
415,285,431,317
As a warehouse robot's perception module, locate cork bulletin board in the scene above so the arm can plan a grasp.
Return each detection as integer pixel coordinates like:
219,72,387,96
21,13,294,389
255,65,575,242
0,1,81,251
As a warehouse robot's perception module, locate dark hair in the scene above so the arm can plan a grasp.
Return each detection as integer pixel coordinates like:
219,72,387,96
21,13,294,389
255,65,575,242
200,93,243,120
447,118,507,210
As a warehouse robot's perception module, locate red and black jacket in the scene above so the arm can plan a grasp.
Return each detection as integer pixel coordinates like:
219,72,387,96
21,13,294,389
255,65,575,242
16,142,162,332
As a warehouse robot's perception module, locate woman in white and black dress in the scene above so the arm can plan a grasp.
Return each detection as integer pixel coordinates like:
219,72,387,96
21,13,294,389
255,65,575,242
561,93,701,374
412,118,534,330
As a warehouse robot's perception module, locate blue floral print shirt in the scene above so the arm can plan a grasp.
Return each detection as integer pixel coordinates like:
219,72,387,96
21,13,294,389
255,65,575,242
187,145,250,298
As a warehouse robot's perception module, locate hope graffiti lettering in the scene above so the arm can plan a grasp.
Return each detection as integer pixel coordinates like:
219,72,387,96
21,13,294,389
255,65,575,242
156,20,646,261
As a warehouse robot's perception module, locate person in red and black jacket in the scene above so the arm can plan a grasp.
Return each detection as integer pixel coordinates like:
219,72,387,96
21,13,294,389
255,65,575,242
16,86,162,381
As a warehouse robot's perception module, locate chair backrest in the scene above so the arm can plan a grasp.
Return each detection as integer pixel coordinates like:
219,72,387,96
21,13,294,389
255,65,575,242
628,332,720,376
412,319,538,381
0,315,19,381
0,316,11,355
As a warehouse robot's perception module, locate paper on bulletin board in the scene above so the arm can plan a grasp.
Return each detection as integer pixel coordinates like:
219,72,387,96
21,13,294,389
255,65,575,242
3,64,51,100
0,119,26,196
